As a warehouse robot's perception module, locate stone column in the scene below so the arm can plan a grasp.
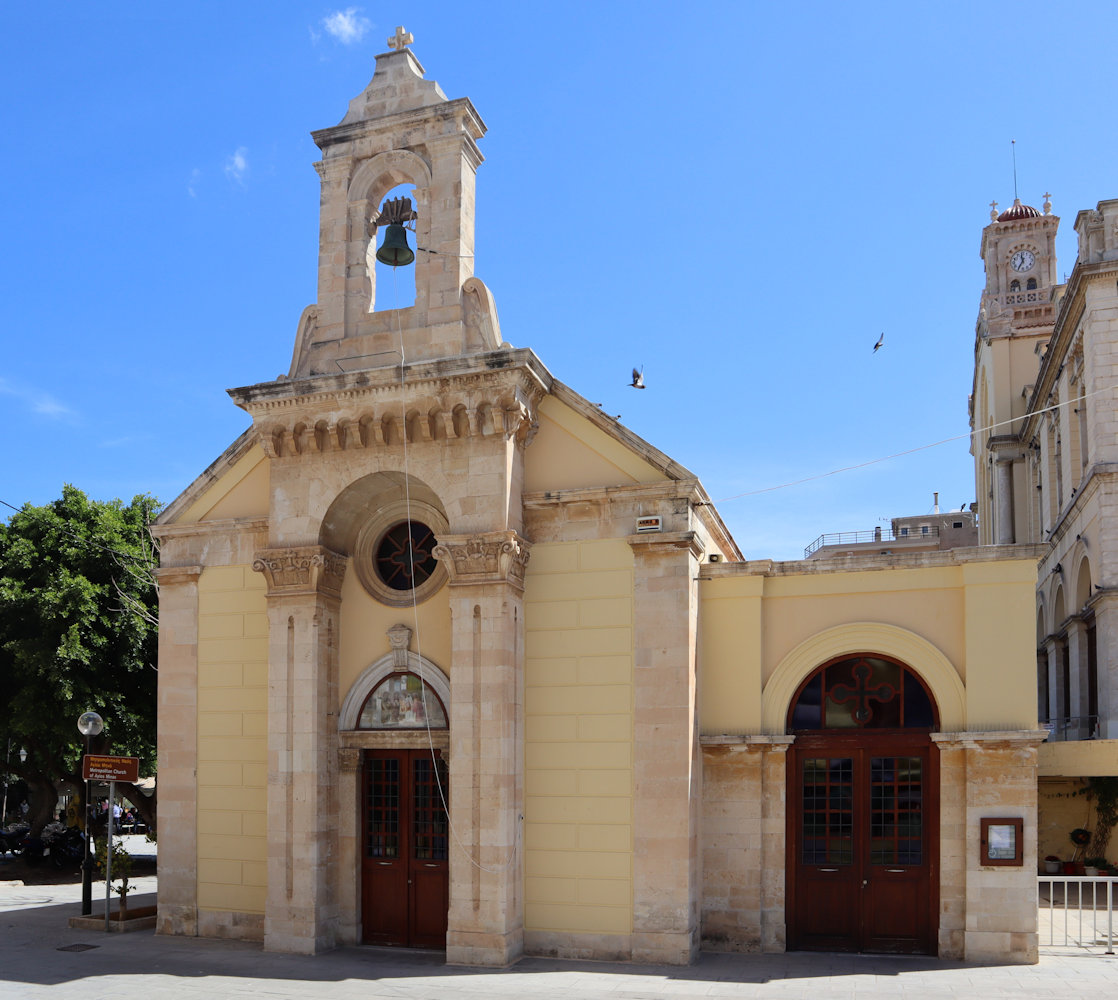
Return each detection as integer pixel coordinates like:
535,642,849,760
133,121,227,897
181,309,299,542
931,730,1048,964
1065,616,1088,738
759,738,793,953
628,531,703,964
1045,638,1064,736
995,458,1016,544
434,531,530,967
1092,593,1118,739
154,564,202,937
253,546,347,955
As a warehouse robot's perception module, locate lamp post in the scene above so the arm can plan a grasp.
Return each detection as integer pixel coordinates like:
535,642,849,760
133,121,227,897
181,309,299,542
76,712,103,916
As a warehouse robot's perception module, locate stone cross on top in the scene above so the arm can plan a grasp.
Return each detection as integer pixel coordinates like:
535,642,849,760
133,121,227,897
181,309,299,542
387,25,414,51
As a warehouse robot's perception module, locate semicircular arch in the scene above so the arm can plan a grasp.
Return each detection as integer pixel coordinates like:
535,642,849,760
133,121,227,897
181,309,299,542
339,652,451,731
761,622,965,733
348,149,433,207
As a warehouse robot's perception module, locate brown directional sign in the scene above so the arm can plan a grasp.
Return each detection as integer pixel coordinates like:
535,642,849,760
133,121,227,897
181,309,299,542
83,755,139,782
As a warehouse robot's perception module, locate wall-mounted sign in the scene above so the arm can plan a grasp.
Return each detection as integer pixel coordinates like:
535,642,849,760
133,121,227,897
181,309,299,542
83,755,140,783
980,817,1023,866
635,516,662,533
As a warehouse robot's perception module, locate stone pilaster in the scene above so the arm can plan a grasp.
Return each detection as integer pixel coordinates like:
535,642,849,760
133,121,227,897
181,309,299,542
1065,616,1089,737
434,531,530,967
629,531,703,964
995,458,1016,544
154,564,202,938
931,730,1048,965
253,545,347,954
699,736,792,954
335,747,362,946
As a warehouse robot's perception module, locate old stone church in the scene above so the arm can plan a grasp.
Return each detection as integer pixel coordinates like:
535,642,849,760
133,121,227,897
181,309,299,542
153,36,1046,964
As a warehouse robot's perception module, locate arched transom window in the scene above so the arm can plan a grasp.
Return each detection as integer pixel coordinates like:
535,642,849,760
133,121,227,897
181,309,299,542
788,655,937,732
357,672,448,730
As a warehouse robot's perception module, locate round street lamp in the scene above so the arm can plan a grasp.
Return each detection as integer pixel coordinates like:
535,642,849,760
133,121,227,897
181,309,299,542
77,712,103,916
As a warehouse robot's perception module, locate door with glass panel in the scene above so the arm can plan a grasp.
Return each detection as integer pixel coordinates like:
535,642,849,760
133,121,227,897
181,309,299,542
361,749,449,947
787,655,938,955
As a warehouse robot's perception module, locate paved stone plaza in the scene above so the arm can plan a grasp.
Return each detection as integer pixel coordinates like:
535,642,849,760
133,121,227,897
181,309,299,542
1,876,1117,999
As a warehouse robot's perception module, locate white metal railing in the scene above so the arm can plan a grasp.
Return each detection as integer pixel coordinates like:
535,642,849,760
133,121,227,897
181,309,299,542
1038,875,1117,953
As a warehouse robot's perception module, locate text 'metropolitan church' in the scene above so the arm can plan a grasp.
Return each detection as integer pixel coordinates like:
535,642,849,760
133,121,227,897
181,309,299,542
153,33,1050,965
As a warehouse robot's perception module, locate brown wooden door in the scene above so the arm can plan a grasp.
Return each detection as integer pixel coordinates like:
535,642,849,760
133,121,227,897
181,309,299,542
789,737,937,954
362,749,449,948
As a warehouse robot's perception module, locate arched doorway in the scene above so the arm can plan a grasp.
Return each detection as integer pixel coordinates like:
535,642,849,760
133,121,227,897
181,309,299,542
345,666,451,949
786,654,939,954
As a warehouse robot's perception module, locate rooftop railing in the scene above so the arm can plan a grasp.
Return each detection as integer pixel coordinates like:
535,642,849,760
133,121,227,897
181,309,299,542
804,525,941,558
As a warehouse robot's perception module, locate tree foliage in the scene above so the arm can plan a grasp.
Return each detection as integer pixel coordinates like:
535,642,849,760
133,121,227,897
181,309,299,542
0,486,160,835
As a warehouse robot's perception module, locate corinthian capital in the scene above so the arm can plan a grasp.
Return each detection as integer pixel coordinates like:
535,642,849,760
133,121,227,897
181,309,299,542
432,531,531,591
252,545,347,599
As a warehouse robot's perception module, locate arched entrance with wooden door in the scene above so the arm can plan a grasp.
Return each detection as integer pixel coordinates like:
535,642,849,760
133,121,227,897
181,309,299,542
786,653,940,955
340,651,452,949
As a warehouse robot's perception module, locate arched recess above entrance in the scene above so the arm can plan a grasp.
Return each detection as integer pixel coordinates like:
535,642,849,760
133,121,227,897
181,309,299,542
339,651,451,731
319,471,446,554
761,622,965,734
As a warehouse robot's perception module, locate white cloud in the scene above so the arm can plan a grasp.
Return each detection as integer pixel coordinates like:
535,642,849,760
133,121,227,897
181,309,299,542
187,167,201,198
0,378,75,419
224,147,249,185
322,7,371,45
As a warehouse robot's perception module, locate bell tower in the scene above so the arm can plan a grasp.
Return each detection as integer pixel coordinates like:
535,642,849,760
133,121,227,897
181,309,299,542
289,28,502,378
971,195,1060,545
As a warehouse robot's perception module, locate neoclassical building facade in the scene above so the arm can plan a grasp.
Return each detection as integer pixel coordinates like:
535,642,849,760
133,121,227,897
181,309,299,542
154,37,1048,966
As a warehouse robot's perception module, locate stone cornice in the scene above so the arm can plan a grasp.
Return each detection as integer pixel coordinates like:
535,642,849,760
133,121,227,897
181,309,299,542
150,517,270,542
931,729,1049,749
628,530,704,560
154,565,202,587
432,531,530,591
523,479,705,510
229,351,550,459
253,545,347,599
700,735,795,753
311,96,487,151
1042,463,1118,549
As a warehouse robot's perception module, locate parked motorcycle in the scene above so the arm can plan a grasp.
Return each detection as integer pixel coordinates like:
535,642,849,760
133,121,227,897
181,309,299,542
0,824,29,855
18,823,84,869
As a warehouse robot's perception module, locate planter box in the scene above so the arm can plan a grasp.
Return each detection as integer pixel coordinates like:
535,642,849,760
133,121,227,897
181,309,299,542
68,905,156,934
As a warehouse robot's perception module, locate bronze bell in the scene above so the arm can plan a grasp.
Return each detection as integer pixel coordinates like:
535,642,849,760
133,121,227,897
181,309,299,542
376,223,415,267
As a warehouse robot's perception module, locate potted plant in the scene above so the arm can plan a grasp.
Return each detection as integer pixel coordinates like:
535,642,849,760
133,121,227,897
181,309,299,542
1044,854,1061,874
1085,856,1107,877
1069,827,1092,874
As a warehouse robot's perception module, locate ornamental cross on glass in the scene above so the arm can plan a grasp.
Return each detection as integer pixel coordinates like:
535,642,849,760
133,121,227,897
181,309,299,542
829,661,897,725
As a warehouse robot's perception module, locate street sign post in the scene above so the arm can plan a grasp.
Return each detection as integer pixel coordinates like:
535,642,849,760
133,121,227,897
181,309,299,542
81,755,139,929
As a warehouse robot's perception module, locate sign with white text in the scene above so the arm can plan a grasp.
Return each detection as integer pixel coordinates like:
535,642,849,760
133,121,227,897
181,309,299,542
82,755,139,783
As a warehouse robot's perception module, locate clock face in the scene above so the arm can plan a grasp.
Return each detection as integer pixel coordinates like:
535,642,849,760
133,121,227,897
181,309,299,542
1011,250,1036,272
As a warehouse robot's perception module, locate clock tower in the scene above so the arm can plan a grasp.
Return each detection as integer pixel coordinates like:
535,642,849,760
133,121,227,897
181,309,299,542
971,195,1060,545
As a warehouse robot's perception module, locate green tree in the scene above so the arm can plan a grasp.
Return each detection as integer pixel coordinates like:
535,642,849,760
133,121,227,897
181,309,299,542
0,486,159,836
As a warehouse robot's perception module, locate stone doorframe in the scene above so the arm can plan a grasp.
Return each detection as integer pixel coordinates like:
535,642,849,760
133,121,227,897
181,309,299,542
334,648,452,947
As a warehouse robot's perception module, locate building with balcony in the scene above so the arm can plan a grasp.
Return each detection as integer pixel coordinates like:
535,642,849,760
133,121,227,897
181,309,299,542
969,194,1118,858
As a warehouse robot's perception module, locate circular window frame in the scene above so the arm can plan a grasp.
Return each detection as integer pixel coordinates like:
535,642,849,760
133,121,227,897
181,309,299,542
353,499,448,607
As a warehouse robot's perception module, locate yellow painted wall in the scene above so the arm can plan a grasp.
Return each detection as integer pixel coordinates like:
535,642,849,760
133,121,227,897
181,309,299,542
524,539,634,935
180,446,270,524
699,556,1039,735
196,565,268,913
337,568,452,700
524,396,665,493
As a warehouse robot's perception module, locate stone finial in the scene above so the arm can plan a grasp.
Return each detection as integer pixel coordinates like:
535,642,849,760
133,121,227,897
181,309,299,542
387,623,412,670
1043,192,1052,215
387,25,414,51
989,199,999,222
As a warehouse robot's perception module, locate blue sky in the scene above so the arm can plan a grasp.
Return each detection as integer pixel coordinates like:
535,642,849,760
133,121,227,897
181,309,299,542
2,2,1115,559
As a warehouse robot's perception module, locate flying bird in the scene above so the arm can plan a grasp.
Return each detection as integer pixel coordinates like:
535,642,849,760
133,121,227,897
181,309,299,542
873,333,884,353
629,366,645,389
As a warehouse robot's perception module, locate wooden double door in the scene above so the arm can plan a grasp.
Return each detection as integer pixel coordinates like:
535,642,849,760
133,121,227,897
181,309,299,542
361,749,449,948
788,737,938,954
